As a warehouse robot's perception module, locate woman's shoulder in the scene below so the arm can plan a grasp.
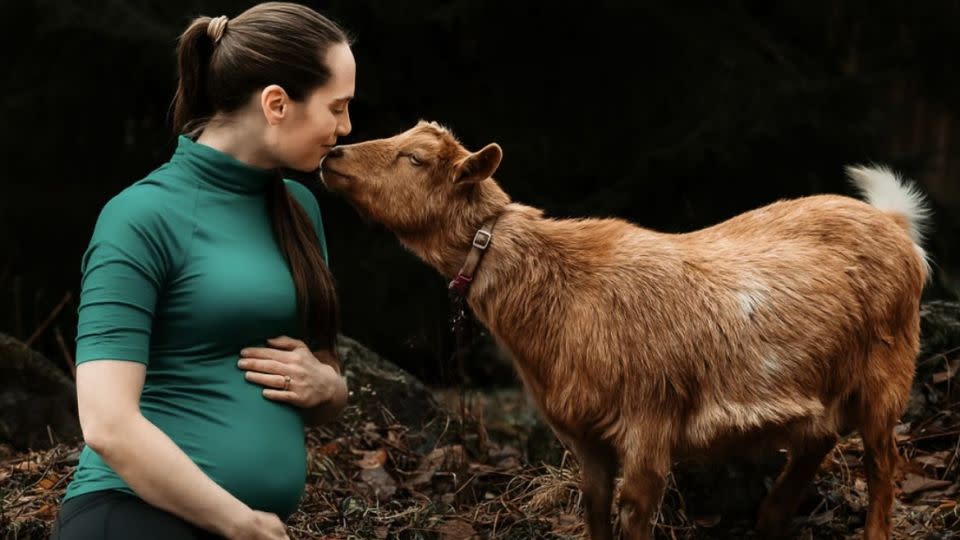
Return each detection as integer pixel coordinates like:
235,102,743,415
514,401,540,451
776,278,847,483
98,179,172,226
90,174,190,248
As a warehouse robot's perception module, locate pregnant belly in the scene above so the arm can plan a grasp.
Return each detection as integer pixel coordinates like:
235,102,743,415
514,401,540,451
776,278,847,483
141,374,307,519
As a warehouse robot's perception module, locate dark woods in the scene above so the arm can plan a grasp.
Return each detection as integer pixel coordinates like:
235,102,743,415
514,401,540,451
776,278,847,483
2,0,959,383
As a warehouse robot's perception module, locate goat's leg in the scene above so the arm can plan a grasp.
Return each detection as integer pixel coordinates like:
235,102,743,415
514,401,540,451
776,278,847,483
572,440,618,540
861,428,898,540
859,338,913,540
755,434,838,537
618,449,670,540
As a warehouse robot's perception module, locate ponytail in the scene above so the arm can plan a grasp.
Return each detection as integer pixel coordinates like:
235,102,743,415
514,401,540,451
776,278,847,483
268,177,341,353
171,17,217,135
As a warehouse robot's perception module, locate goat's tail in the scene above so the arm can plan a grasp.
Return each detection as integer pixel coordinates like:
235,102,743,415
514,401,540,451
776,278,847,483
846,164,933,278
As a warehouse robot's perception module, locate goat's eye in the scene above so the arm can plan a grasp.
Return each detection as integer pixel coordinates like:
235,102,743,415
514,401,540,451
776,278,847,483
407,154,423,166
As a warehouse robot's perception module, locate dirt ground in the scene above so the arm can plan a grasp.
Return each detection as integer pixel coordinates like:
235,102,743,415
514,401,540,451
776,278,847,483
2,380,958,539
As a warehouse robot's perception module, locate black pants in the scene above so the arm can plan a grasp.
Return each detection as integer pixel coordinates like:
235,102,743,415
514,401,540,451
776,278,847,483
51,490,223,540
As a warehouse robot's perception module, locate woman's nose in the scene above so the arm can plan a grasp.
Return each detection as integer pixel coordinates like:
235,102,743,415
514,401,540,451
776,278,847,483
337,114,352,137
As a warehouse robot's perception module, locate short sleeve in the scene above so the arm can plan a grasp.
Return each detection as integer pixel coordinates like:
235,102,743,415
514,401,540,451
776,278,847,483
75,192,173,365
284,179,329,265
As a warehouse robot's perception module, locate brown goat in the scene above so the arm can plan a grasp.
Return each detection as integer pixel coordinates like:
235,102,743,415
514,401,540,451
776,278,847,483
321,121,930,540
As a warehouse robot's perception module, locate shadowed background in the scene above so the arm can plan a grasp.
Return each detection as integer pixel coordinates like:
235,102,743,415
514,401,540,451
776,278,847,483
2,0,958,386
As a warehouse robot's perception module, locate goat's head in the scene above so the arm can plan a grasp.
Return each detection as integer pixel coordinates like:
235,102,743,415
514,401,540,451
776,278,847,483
320,120,510,242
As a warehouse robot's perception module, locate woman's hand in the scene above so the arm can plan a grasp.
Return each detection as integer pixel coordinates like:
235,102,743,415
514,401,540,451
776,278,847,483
227,509,289,540
237,335,340,408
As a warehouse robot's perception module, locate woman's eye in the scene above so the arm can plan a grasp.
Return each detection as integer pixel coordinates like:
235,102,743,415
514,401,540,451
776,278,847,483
331,107,346,114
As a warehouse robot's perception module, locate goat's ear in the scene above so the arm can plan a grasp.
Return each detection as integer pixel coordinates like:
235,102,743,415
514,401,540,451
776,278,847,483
452,143,502,184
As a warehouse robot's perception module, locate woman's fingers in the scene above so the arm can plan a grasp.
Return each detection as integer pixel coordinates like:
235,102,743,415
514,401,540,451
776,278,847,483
261,388,298,402
266,335,307,351
237,357,285,374
243,370,289,389
240,347,290,360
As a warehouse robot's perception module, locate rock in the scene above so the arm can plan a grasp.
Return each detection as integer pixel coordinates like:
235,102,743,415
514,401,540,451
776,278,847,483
0,332,81,451
333,335,455,452
918,300,960,359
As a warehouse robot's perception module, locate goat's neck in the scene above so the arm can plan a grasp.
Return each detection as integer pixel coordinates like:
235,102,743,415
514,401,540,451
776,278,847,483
403,201,568,400
399,201,512,280
465,205,560,398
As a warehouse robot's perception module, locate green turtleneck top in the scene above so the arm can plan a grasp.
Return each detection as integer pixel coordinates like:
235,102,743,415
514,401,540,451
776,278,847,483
62,135,329,519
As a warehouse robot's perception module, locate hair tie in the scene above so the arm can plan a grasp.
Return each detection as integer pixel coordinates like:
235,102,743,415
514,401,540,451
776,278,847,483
207,16,229,44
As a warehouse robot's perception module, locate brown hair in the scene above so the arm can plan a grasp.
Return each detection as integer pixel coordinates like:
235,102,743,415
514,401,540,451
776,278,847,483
171,2,348,352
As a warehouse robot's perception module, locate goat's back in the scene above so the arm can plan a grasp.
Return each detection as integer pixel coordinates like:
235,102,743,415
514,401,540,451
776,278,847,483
481,194,924,450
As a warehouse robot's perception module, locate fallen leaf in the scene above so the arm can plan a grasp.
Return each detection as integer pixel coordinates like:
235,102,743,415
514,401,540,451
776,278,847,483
901,473,953,497
386,428,402,445
854,478,868,494
317,441,340,456
436,518,478,539
354,448,388,470
358,466,397,502
913,450,952,471
38,475,57,490
407,445,467,488
15,461,40,473
31,503,56,519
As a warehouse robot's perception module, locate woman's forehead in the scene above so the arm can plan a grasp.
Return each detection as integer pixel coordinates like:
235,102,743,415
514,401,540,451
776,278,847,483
324,43,356,93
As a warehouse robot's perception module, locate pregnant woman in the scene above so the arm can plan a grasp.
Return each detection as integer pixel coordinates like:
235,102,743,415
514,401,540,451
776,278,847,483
52,3,354,539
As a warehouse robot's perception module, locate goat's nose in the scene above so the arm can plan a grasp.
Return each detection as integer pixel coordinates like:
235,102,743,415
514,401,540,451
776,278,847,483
326,146,345,159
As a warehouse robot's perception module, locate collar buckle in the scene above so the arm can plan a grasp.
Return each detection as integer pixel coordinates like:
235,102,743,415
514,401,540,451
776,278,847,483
472,229,492,250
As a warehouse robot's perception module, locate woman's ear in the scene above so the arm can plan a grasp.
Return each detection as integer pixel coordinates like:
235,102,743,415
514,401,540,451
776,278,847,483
261,84,290,126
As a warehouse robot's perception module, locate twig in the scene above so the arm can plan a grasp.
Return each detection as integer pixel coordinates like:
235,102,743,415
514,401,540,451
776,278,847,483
907,428,960,443
917,346,960,368
942,432,960,481
25,291,73,348
55,325,76,380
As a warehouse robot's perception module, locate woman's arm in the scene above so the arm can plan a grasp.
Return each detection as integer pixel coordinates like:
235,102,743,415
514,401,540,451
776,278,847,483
77,360,255,538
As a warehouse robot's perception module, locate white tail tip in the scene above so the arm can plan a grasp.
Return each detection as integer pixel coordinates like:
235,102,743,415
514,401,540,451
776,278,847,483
846,164,933,274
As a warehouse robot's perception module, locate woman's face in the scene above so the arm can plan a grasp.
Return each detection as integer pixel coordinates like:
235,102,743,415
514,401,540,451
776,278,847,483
273,42,356,172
